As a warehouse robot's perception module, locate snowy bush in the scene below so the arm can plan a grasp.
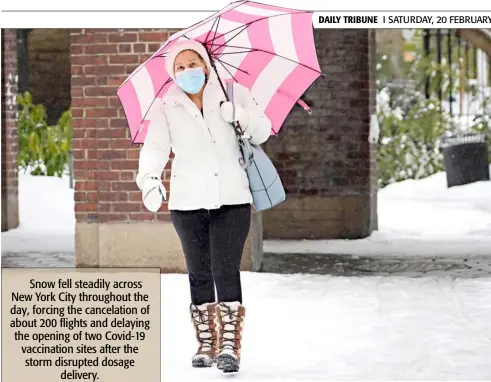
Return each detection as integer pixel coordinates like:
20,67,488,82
377,88,454,187
376,46,491,188
17,92,72,177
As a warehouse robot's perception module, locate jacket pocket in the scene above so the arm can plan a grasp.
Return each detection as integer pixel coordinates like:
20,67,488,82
170,173,188,197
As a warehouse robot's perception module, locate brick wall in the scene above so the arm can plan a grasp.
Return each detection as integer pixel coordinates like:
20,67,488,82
262,29,378,239
70,28,377,240
70,29,179,225
1,29,20,232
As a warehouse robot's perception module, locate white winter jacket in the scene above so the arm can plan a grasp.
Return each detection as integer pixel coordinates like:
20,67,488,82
136,41,272,211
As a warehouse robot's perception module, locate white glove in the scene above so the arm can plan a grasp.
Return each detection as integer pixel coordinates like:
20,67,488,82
220,102,249,130
141,175,166,212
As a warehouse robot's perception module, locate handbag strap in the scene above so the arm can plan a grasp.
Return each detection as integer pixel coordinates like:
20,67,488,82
226,81,254,169
225,81,245,138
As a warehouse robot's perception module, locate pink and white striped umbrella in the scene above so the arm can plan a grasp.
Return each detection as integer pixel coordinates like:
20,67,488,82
117,0,322,143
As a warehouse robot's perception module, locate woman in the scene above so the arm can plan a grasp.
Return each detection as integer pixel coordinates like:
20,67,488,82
135,39,272,373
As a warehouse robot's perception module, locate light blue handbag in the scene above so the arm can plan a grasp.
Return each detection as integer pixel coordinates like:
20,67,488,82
226,82,286,211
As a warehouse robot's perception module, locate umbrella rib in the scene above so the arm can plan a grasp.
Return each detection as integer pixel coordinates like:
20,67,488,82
214,57,249,75
214,59,240,83
123,6,320,141
174,1,245,44
210,10,312,54
117,55,170,90
206,23,249,48
116,55,167,93
117,8,310,91
212,15,222,44
214,45,323,75
207,10,310,48
206,40,254,54
203,16,220,45
133,77,173,143
120,10,313,93
209,24,251,51
211,17,222,43
217,50,254,55
255,48,323,74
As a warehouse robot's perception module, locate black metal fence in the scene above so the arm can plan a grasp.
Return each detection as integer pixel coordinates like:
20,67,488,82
423,29,491,116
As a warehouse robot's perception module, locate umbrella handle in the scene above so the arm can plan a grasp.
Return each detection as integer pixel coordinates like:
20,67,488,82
276,88,312,115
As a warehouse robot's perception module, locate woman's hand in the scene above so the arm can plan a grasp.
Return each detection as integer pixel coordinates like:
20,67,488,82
220,102,249,131
141,175,166,212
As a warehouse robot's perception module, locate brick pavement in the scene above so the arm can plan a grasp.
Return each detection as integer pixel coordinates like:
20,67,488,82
3,249,491,278
2,252,75,268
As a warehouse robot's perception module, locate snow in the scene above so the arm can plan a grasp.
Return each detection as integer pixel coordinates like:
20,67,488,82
378,169,491,238
2,166,491,258
2,169,491,379
162,272,491,381
1,171,75,253
265,167,491,258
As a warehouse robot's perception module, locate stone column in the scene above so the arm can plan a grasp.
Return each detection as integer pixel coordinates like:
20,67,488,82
1,29,20,232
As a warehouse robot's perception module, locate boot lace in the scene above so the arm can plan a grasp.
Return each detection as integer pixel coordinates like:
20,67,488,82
190,304,214,350
218,303,240,353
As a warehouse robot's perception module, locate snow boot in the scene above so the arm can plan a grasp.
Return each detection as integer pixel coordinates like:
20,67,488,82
190,302,218,367
215,301,245,373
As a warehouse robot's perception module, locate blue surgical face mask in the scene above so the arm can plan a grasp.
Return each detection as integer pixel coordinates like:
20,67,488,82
174,67,206,94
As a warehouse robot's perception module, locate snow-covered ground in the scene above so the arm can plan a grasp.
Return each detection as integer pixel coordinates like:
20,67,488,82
266,167,491,257
162,272,491,381
2,167,491,256
1,171,75,253
2,170,491,380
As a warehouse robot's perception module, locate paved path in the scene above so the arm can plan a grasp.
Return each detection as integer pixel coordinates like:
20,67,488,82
261,252,491,278
2,252,75,268
3,250,491,278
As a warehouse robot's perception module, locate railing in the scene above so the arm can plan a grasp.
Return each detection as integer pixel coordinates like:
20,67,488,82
422,29,491,127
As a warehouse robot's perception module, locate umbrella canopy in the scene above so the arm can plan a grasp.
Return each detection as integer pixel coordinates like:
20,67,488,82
117,0,322,143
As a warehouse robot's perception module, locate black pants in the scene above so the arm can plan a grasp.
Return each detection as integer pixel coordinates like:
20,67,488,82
171,204,251,305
